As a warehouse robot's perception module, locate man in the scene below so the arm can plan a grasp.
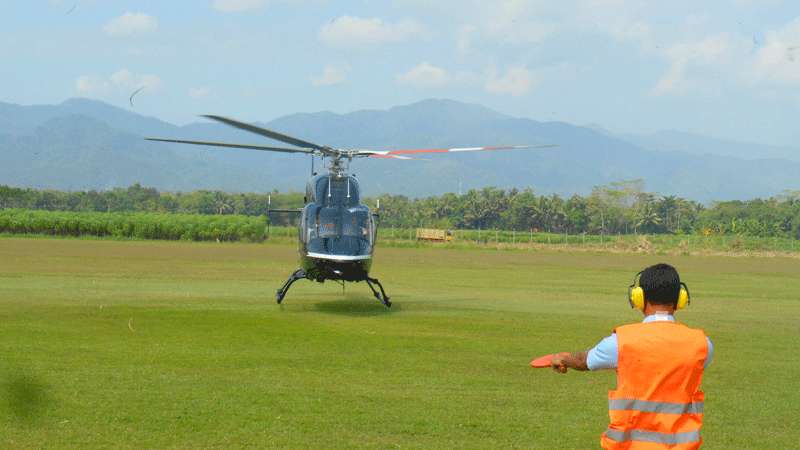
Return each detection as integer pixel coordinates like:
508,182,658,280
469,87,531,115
551,263,713,449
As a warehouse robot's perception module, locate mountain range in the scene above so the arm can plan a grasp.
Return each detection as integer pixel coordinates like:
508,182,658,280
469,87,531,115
1,97,798,202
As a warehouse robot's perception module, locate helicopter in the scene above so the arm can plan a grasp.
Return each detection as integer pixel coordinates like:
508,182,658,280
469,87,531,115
147,114,555,307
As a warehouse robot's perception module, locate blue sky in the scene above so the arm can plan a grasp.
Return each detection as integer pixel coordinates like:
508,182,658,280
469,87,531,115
2,1,799,146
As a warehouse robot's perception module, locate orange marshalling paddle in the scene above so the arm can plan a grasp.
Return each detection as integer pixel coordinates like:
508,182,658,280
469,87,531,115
530,352,569,368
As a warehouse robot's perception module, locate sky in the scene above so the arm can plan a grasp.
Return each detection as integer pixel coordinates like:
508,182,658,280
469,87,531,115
2,0,799,146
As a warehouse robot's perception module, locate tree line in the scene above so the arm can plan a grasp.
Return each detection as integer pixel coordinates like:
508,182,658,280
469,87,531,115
2,181,800,238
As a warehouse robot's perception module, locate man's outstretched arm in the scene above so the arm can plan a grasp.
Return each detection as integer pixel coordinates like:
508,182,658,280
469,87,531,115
551,351,589,373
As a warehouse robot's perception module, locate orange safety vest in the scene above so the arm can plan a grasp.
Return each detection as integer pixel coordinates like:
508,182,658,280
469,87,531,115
600,321,708,449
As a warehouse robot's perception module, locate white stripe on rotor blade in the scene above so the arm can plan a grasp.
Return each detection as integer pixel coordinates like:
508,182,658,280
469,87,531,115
448,145,529,152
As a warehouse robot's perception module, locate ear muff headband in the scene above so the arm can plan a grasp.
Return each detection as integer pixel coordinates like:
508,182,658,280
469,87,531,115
628,272,691,311
676,282,690,310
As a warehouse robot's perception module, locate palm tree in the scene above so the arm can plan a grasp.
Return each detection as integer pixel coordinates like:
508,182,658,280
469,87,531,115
636,202,662,233
658,195,679,232
212,192,232,215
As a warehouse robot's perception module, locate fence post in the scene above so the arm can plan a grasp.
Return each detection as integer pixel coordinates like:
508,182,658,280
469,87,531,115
513,229,515,244
495,228,498,244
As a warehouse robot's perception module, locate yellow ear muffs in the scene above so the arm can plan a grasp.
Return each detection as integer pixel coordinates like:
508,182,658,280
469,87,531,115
629,272,691,311
676,282,691,310
628,271,645,310
629,286,645,310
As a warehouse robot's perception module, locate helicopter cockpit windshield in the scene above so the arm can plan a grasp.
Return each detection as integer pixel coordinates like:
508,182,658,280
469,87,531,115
303,174,374,257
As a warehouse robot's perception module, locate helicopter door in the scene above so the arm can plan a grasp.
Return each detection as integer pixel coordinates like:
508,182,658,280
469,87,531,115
340,207,371,255
301,204,314,245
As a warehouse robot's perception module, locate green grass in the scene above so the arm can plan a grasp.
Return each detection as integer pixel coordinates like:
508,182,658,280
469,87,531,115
1,237,798,448
270,225,800,255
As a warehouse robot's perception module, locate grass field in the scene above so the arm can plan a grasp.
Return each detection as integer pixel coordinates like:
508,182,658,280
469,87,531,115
1,237,798,448
269,226,800,256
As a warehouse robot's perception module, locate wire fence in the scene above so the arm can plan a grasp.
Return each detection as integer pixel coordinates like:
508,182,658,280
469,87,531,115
267,225,799,254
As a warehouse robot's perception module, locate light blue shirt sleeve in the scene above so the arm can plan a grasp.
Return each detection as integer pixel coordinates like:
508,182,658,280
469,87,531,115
587,334,618,371
586,333,714,370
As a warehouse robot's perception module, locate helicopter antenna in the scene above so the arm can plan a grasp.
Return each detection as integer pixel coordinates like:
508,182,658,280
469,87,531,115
311,154,315,176
327,175,332,206
346,176,351,199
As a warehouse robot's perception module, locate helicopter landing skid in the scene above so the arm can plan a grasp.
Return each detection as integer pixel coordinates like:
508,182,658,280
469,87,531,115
276,269,307,304
366,277,391,308
275,269,391,308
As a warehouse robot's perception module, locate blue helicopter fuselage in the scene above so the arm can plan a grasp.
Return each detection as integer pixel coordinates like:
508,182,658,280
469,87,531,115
297,173,376,282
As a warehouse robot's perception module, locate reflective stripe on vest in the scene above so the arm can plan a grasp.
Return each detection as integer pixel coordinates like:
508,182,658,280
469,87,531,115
605,428,701,445
609,398,704,414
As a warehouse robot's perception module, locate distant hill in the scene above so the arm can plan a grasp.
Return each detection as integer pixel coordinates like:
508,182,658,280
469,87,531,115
622,130,800,162
1,97,799,201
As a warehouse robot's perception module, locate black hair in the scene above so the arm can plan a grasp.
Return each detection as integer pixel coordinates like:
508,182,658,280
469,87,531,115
640,263,681,306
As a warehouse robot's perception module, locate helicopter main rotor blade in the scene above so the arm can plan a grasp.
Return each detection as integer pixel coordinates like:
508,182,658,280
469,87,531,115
365,154,416,160
201,115,328,152
357,143,557,158
145,138,314,154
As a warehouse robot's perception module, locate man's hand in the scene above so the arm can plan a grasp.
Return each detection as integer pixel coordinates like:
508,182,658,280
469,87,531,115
550,351,589,373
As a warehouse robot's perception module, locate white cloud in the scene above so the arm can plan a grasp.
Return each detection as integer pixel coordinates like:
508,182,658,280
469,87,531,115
607,20,651,43
483,2,557,45
212,0,267,12
76,75,111,96
188,87,212,99
319,16,423,49
109,69,162,90
652,34,737,96
456,24,477,54
649,17,800,97
751,18,800,85
311,65,349,87
446,2,558,56
396,62,449,87
103,12,158,37
76,69,162,97
485,66,536,96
